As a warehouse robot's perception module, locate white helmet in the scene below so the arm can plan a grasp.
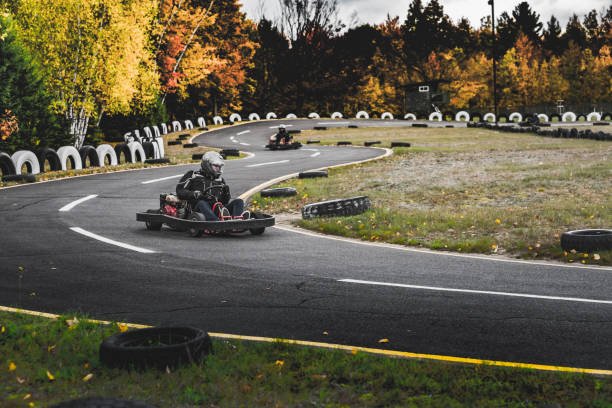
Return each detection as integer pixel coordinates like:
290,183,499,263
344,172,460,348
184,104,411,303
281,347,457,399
279,124,286,129
201,151,224,178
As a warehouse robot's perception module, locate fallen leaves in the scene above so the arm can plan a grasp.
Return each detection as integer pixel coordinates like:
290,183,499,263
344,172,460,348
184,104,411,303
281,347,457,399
83,373,94,382
378,338,389,344
46,370,55,381
8,361,16,371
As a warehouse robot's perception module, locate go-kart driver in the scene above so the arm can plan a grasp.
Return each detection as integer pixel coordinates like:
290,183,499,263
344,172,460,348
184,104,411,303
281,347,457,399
176,151,249,221
274,124,291,146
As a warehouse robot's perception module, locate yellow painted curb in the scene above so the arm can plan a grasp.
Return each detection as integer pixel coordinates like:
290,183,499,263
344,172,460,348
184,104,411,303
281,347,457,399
2,305,610,376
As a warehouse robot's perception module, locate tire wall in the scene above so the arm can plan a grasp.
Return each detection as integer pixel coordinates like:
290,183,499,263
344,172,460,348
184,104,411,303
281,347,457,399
56,146,83,171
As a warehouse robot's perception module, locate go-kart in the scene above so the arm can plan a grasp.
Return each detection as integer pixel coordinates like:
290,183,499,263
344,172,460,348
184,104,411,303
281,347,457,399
265,134,302,150
136,189,274,237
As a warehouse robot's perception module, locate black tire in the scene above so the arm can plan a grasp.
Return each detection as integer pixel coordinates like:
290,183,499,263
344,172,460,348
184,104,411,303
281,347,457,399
412,123,428,128
79,145,100,168
593,122,610,126
2,174,36,183
261,187,297,198
142,142,155,159
35,147,62,172
145,209,163,231
144,158,171,164
183,143,198,148
178,133,190,140
220,148,240,157
364,141,381,146
192,153,204,160
337,141,352,145
50,397,156,408
198,126,209,131
99,326,211,370
348,125,359,128
167,140,182,146
288,129,301,134
306,140,320,144
299,170,328,179
391,141,411,147
114,143,132,164
250,227,266,235
188,212,206,237
302,196,371,219
560,229,612,253
0,151,16,176
313,126,327,130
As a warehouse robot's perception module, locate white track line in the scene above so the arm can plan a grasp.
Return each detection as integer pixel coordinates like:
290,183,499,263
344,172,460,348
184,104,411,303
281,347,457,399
59,195,98,212
318,121,349,125
141,174,182,184
310,152,321,157
246,160,289,168
237,130,251,135
70,227,156,254
269,124,294,129
339,279,612,305
240,142,251,146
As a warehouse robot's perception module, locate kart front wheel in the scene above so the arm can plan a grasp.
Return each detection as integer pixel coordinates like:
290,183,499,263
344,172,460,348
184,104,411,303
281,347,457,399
250,227,265,235
145,209,162,231
189,212,206,237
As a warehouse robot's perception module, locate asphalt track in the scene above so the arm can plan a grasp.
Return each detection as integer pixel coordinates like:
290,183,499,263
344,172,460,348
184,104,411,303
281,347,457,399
1,118,611,372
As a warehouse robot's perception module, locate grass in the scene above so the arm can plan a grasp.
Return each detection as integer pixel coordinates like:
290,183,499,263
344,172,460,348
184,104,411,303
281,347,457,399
1,311,611,407
251,127,612,265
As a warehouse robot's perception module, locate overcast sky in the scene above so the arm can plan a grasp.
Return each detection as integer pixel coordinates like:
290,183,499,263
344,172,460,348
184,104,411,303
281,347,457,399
240,0,610,29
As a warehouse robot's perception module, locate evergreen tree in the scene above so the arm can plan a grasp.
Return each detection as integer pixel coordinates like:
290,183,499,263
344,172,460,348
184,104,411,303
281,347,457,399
563,14,587,49
542,16,563,56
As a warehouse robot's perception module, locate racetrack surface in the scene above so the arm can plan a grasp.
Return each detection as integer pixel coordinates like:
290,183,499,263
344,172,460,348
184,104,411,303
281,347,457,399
1,118,611,371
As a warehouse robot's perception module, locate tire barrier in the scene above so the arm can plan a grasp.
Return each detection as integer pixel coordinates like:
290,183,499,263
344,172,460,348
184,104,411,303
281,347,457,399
381,112,394,120
469,112,482,122
99,326,212,370
132,129,142,143
143,127,153,140
562,112,576,122
594,122,610,126
183,143,198,148
172,121,182,132
96,144,118,167
603,112,612,121
331,112,343,119
299,170,327,178
483,113,496,122
404,113,417,121
248,113,260,121
472,122,612,141
313,126,327,130
391,141,411,147
302,196,371,219
168,140,182,146
220,148,240,157
50,397,156,408
537,114,549,123
260,187,298,197
142,142,156,159
178,133,190,140
356,111,369,119
560,229,612,253
308,112,320,119
184,120,194,130
0,151,17,176
197,117,206,127
587,112,601,122
286,113,297,119
114,143,132,164
509,112,523,123
455,111,470,122
348,125,359,128
337,141,352,145
364,141,381,146
213,116,223,125
229,113,242,123
550,113,561,122
145,158,170,164
161,123,168,135
428,112,442,121
412,123,428,128
154,138,165,159
79,145,101,168
266,112,277,119
2,174,36,183
306,140,320,144
152,126,161,139
35,147,62,172
288,129,302,134
56,146,82,171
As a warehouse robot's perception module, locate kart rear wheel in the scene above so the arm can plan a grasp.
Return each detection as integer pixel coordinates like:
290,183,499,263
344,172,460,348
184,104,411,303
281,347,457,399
189,212,206,237
250,227,266,235
145,209,162,231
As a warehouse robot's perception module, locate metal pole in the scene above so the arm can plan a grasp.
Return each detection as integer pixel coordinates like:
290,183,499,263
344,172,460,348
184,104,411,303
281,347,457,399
489,0,498,125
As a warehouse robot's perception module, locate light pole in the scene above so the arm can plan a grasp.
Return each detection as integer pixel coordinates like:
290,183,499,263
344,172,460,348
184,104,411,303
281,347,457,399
488,0,498,125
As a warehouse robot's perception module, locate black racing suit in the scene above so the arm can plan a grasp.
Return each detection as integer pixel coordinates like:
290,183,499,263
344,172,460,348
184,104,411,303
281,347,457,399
176,169,243,220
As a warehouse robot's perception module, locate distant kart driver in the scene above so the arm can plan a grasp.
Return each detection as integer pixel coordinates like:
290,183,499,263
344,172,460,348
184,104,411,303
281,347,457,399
274,124,291,145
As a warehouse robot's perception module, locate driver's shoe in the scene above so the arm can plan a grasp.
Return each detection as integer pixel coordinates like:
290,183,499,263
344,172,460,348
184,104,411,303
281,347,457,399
240,210,251,219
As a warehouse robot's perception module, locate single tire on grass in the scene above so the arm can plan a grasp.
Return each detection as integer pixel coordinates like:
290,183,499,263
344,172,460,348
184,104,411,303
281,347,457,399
391,141,411,147
168,140,182,146
299,170,328,179
220,148,240,157
302,196,371,219
306,140,320,144
364,141,381,146
183,143,198,148
560,229,612,253
261,187,298,197
145,158,171,164
337,141,352,145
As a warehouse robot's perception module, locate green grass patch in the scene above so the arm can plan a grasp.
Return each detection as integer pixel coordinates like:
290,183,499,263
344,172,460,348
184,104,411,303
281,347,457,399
1,311,611,407
256,127,612,265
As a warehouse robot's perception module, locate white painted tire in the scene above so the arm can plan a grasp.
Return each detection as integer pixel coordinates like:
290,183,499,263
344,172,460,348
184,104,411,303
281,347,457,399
331,112,343,119
381,112,394,120
483,113,496,122
229,113,242,123
587,112,601,122
56,146,83,171
248,113,260,121
161,123,168,135
562,112,576,122
143,127,153,140
428,112,442,121
308,112,320,119
213,116,223,125
285,113,297,119
184,120,194,130
197,117,206,127
509,112,523,123
356,111,369,119
11,150,40,175
123,132,134,143
154,138,165,159
96,144,118,167
455,111,470,122
537,114,549,123
266,112,277,120
172,121,182,132
404,113,416,121
152,126,161,139
127,141,146,163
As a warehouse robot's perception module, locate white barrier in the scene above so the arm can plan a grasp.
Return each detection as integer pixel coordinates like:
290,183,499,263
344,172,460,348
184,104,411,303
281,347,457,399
154,138,165,159
381,112,394,120
172,121,182,132
308,112,320,119
537,114,549,123
356,111,369,119
483,113,496,122
161,123,168,135
509,112,523,122
56,146,83,171
248,113,260,121
285,113,297,119
562,112,577,122
266,112,277,119
229,113,242,123
197,117,206,127
213,116,223,125
455,111,470,122
96,144,118,167
428,112,442,121
123,132,134,143
152,126,161,139
127,141,146,163
331,112,343,119
184,120,194,130
143,127,153,140
587,112,601,122
404,113,416,121
11,150,40,175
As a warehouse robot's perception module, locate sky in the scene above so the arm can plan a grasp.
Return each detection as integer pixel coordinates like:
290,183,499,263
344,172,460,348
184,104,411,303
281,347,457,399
240,0,610,29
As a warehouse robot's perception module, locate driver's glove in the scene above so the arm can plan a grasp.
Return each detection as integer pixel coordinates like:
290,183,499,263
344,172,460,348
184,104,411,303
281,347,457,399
192,190,202,200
